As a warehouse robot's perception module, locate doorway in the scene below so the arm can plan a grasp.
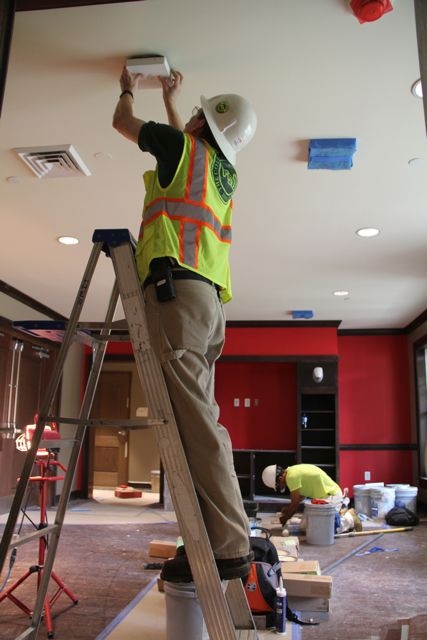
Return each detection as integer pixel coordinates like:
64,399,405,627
89,370,131,491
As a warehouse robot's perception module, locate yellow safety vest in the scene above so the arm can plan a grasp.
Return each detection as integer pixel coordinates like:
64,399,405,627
135,133,237,303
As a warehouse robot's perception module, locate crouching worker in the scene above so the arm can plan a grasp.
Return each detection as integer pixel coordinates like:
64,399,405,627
262,463,346,526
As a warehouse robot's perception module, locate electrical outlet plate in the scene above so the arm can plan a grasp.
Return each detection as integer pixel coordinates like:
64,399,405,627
126,56,171,89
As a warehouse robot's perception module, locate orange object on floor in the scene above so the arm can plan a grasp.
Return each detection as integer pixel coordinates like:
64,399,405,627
114,485,143,499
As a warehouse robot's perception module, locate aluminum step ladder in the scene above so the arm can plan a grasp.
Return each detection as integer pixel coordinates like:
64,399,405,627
0,228,258,640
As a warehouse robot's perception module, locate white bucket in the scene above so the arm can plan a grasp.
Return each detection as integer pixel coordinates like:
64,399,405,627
353,484,372,517
304,502,336,545
370,486,395,520
391,485,418,513
164,582,209,640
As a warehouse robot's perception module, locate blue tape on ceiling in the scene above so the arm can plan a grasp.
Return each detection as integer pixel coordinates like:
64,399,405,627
308,138,357,170
291,310,314,319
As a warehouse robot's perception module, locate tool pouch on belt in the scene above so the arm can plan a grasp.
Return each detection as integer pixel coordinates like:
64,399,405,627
149,258,176,302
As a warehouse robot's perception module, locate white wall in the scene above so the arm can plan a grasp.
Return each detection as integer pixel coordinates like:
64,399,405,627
56,341,85,494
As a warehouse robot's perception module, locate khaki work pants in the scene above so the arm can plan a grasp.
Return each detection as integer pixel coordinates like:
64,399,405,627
144,278,250,559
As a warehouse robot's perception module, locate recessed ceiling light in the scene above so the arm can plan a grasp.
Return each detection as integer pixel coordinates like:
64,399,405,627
57,236,79,245
356,227,380,238
333,290,349,297
411,79,423,98
94,151,113,160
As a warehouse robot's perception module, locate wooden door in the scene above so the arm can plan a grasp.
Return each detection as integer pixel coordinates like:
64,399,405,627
90,371,131,489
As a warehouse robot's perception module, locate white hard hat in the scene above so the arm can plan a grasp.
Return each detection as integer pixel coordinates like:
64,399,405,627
200,93,257,165
262,465,278,490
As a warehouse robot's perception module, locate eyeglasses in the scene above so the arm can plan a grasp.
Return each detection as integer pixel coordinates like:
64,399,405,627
192,106,203,117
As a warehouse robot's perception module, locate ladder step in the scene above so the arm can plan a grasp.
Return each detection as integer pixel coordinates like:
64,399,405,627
14,631,34,640
9,524,59,550
46,416,165,429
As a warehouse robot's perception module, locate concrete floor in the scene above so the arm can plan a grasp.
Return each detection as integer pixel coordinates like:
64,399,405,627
1,491,426,640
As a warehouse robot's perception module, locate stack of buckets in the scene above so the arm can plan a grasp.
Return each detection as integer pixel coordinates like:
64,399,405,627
353,482,418,521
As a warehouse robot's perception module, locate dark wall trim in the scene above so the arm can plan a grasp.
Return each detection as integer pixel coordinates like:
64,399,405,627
0,316,61,350
405,308,427,335
413,333,427,351
219,355,338,363
0,280,67,322
0,0,15,118
16,0,137,10
226,320,341,328
340,443,416,451
338,328,407,336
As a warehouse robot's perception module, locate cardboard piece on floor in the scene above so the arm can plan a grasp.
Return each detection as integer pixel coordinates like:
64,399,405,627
283,574,332,598
281,560,320,575
270,535,299,560
149,539,177,558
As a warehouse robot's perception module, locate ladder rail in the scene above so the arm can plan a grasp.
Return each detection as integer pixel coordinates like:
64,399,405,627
27,264,121,639
0,241,103,576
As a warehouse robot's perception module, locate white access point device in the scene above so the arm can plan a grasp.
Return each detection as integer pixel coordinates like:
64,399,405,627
126,56,171,89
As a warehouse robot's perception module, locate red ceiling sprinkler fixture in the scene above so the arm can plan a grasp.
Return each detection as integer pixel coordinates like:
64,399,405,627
350,0,393,23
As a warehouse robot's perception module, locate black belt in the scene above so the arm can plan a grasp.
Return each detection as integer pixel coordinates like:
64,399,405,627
143,267,220,292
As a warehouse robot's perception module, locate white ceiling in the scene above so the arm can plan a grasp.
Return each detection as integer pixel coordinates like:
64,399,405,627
1,0,427,330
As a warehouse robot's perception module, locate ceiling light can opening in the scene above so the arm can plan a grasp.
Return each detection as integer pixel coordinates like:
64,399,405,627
333,290,349,297
411,79,423,98
58,236,79,245
356,227,380,238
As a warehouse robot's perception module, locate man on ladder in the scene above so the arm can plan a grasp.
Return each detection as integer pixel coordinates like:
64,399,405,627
112,65,257,583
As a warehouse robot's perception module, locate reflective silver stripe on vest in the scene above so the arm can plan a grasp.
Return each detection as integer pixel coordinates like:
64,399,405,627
187,138,207,202
183,223,198,266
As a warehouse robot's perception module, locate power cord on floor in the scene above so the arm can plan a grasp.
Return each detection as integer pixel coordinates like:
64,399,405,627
0,547,17,593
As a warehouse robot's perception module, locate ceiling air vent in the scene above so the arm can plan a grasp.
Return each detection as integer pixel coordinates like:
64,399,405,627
14,144,91,179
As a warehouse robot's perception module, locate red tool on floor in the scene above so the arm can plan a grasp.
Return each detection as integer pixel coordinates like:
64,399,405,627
0,431,78,639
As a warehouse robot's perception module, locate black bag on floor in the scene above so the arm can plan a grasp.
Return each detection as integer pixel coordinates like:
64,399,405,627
243,527,318,627
385,506,419,526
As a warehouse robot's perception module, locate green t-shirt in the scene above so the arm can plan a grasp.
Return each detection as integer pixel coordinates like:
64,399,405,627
285,464,340,498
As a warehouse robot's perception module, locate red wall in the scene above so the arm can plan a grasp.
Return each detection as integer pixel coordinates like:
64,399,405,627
216,361,297,450
337,334,413,492
223,326,338,356
97,326,414,495
218,329,414,493
338,335,411,444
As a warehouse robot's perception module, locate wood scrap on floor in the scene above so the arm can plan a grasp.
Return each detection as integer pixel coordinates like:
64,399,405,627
335,526,413,538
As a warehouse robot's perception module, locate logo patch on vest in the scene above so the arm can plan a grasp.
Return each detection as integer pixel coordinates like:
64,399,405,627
211,156,237,203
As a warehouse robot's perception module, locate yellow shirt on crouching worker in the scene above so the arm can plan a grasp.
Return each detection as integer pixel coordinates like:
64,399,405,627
285,464,341,499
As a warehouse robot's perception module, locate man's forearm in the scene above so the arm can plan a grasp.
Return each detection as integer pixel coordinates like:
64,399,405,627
160,71,184,130
113,67,145,143
280,505,296,523
164,99,184,130
113,92,144,143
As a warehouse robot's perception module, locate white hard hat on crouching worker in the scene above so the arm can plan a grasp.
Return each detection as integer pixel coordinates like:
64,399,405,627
200,93,257,166
262,464,285,493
